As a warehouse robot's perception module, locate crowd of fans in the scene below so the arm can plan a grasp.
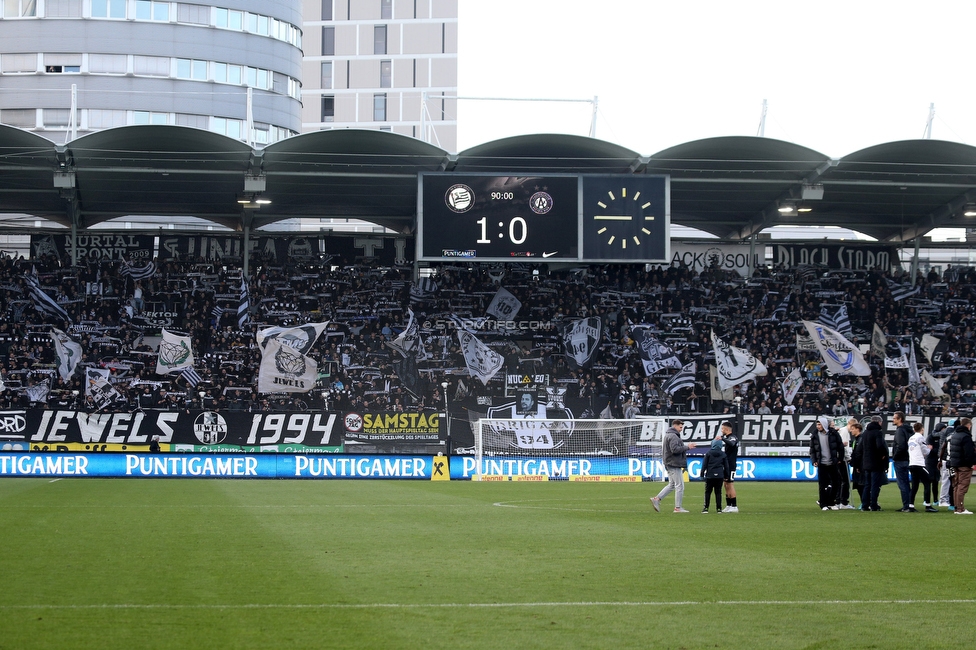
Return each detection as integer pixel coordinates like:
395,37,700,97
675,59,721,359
2,247,975,420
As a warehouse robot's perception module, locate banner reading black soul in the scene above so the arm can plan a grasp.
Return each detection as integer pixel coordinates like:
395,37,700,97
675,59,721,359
31,234,155,262
13,410,342,453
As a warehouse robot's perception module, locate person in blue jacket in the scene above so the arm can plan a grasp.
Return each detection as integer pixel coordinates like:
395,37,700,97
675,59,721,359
701,437,729,514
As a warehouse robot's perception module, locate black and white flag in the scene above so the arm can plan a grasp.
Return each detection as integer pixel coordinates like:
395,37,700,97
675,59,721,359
711,331,768,390
409,277,438,305
392,354,424,398
772,293,792,320
24,267,70,323
918,333,948,368
85,367,121,410
257,322,329,356
561,317,603,369
120,259,156,281
51,328,82,381
237,278,250,329
819,304,851,337
458,330,504,385
663,362,697,396
388,308,427,360
26,379,51,404
180,366,203,388
631,327,682,375
886,277,920,301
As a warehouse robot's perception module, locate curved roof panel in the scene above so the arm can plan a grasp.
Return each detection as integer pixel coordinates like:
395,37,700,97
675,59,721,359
1,126,976,244
455,133,643,173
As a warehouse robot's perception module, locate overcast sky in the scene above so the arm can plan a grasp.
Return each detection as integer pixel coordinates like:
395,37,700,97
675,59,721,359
456,1,976,159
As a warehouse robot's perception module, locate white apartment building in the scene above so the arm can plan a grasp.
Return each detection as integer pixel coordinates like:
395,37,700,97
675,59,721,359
301,0,457,151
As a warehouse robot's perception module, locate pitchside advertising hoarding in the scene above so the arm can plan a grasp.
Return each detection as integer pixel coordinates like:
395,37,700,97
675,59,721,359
0,451,895,482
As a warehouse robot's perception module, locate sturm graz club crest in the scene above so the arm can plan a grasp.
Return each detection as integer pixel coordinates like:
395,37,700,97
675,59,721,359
445,184,474,213
194,412,228,445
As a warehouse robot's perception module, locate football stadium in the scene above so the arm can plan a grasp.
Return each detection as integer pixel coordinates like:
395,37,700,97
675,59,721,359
3,2,976,648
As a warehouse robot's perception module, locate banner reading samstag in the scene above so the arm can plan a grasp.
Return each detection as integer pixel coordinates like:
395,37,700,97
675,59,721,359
342,411,444,447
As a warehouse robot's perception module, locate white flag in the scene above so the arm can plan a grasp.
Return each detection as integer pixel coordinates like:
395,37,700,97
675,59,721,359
711,331,767,390
708,365,734,401
922,370,946,398
156,329,194,374
258,338,318,393
781,368,803,406
51,328,83,381
257,322,329,355
486,287,522,320
457,330,504,385
801,320,871,376
919,334,941,364
884,355,909,369
871,323,888,358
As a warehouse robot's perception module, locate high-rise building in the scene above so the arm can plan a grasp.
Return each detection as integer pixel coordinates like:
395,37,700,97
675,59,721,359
0,1,456,149
0,0,304,145
301,0,457,151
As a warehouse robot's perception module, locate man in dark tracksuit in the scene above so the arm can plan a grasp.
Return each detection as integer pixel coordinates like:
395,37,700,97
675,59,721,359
861,416,889,511
891,411,914,512
810,416,845,510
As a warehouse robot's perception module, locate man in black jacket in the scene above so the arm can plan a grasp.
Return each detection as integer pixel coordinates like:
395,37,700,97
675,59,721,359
810,416,844,510
948,417,975,515
860,416,889,511
925,422,949,509
891,411,914,512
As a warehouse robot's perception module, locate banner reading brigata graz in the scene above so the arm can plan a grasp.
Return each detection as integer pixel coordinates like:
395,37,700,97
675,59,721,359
342,411,444,446
0,410,342,454
650,413,951,445
31,233,155,262
772,243,896,271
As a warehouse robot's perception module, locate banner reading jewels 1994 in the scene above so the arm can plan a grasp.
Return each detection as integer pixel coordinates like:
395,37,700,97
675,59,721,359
2,410,342,453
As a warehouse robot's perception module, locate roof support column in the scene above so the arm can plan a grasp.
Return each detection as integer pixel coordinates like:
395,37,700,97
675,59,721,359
242,222,250,278
748,234,757,276
910,236,921,284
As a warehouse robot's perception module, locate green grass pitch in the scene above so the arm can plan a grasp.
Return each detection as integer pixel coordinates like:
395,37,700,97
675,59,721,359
1,477,974,649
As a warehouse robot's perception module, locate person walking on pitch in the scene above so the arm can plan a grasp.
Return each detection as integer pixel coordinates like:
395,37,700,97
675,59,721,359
651,420,697,514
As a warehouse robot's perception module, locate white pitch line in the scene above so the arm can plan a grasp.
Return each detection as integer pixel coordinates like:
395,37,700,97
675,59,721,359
0,504,473,509
1,599,976,610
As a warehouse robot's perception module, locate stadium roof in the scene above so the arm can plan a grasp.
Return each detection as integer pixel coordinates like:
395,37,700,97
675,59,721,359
3,124,976,242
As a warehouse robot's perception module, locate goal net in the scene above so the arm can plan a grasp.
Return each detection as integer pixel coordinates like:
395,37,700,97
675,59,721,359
472,417,666,480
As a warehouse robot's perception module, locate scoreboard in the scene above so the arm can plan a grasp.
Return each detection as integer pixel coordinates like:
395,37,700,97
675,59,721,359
417,173,670,263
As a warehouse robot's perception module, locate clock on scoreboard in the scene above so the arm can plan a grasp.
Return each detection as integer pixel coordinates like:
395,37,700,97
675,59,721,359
417,173,669,263
418,174,580,262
